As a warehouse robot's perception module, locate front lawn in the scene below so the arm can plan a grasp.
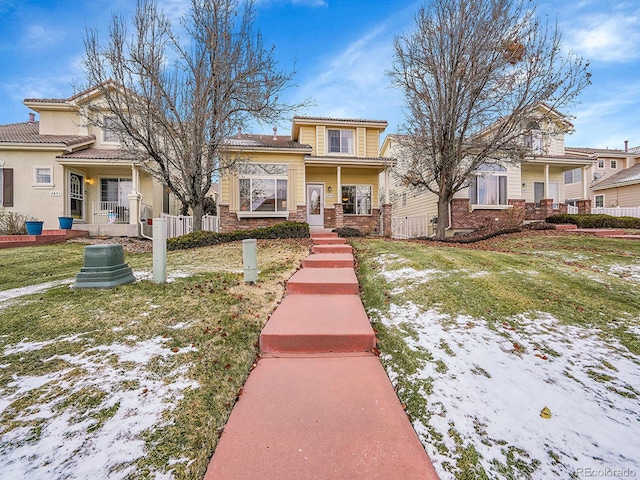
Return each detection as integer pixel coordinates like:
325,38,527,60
353,232,640,479
0,239,309,479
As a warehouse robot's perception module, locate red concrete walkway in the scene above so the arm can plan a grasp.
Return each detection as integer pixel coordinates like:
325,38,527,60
204,232,439,480
0,229,88,249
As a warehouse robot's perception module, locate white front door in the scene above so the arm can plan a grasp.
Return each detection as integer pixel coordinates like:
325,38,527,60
306,184,324,226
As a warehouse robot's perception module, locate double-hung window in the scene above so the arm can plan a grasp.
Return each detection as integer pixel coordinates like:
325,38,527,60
564,168,581,184
594,194,604,208
469,164,507,206
239,163,288,214
328,129,354,154
34,167,53,187
103,117,119,143
342,185,371,215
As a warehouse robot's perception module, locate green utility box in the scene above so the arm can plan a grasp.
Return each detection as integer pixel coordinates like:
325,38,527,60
74,244,136,288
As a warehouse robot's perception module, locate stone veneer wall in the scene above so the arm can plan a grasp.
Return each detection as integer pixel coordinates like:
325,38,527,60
218,205,307,233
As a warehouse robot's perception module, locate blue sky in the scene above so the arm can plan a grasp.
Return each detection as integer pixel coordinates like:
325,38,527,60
0,0,638,149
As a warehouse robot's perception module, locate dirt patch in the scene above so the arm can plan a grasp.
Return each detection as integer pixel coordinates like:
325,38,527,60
66,236,153,253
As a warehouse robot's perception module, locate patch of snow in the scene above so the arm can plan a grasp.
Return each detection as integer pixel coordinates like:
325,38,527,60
0,279,74,307
380,302,640,479
378,267,441,284
608,264,640,282
2,333,88,355
133,270,192,283
0,336,199,479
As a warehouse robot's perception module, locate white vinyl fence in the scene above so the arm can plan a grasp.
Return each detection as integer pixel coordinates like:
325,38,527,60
160,214,220,239
567,205,579,214
592,207,640,218
391,215,431,239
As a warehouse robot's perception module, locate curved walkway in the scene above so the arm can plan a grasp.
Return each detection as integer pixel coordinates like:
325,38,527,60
205,232,439,479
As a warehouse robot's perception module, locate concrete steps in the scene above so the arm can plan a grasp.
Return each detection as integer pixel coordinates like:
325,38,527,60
302,253,354,268
286,268,359,295
260,295,375,353
205,231,440,479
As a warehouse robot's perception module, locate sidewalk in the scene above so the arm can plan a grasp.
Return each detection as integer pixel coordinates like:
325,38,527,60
204,232,440,479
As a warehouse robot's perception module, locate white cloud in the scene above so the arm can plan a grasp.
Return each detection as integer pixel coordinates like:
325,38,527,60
22,23,66,49
564,10,640,62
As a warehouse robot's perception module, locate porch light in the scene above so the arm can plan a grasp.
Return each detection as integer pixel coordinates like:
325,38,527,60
327,186,332,193
85,177,95,185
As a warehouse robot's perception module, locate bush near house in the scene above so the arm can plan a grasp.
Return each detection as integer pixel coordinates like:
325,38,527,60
546,214,640,229
167,221,310,251
0,212,28,235
332,227,365,237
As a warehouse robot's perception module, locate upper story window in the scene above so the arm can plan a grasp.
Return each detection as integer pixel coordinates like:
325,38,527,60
103,117,119,143
524,121,543,154
238,163,288,213
469,164,507,205
610,160,617,169
328,129,354,154
597,159,605,168
564,168,581,184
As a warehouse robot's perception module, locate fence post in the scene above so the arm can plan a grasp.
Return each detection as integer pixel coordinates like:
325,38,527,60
153,217,167,284
242,239,258,283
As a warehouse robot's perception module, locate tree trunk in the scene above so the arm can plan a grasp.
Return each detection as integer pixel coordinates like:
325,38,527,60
435,198,450,239
192,202,204,232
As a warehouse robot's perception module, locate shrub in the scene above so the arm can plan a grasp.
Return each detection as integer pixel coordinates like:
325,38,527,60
0,212,27,235
332,227,364,237
546,214,640,229
167,221,309,251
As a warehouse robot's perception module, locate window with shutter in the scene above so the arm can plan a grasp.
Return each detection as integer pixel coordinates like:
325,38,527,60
2,168,13,207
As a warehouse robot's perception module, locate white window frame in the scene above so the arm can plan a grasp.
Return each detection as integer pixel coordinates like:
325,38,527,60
597,159,605,168
610,160,617,169
103,117,119,143
594,194,604,208
327,129,354,154
237,163,289,218
564,168,581,184
342,184,372,215
33,166,53,188
100,177,132,206
469,164,508,206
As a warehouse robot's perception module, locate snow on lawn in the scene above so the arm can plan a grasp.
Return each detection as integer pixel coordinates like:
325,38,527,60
379,302,640,479
0,335,198,479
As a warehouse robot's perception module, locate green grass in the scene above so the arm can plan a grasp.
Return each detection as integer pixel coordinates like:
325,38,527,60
352,231,640,479
0,239,310,479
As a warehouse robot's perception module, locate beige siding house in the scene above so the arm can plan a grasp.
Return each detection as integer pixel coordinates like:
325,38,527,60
563,146,640,208
219,116,394,234
380,106,596,236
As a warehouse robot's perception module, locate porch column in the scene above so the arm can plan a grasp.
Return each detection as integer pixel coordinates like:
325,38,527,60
582,166,588,199
128,163,141,226
384,169,390,204
544,164,550,199
336,166,342,203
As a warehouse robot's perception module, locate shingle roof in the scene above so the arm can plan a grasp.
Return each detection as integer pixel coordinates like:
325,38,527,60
0,121,95,146
592,162,640,190
223,134,311,150
566,147,626,155
56,148,134,160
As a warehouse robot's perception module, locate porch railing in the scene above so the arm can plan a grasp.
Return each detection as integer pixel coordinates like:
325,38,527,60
592,206,640,218
160,213,220,239
567,205,579,214
391,215,430,239
92,202,130,224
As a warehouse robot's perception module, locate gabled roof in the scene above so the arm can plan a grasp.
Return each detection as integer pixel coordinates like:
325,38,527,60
0,121,95,147
565,146,632,157
592,162,640,190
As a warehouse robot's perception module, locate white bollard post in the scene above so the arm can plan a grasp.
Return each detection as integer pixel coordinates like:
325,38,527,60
242,238,258,283
153,218,167,284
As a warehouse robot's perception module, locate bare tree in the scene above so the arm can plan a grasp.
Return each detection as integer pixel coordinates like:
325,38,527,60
81,0,304,230
388,0,590,238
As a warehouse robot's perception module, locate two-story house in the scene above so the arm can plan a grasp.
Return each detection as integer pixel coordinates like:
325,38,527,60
219,116,394,234
563,145,640,209
0,85,170,237
381,105,596,236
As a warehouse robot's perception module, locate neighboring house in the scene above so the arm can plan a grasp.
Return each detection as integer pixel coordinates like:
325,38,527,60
380,105,596,236
563,145,640,208
0,86,170,236
219,116,394,234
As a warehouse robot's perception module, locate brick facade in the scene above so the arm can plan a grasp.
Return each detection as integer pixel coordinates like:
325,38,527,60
382,204,392,237
577,199,591,214
219,205,307,233
451,197,573,230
